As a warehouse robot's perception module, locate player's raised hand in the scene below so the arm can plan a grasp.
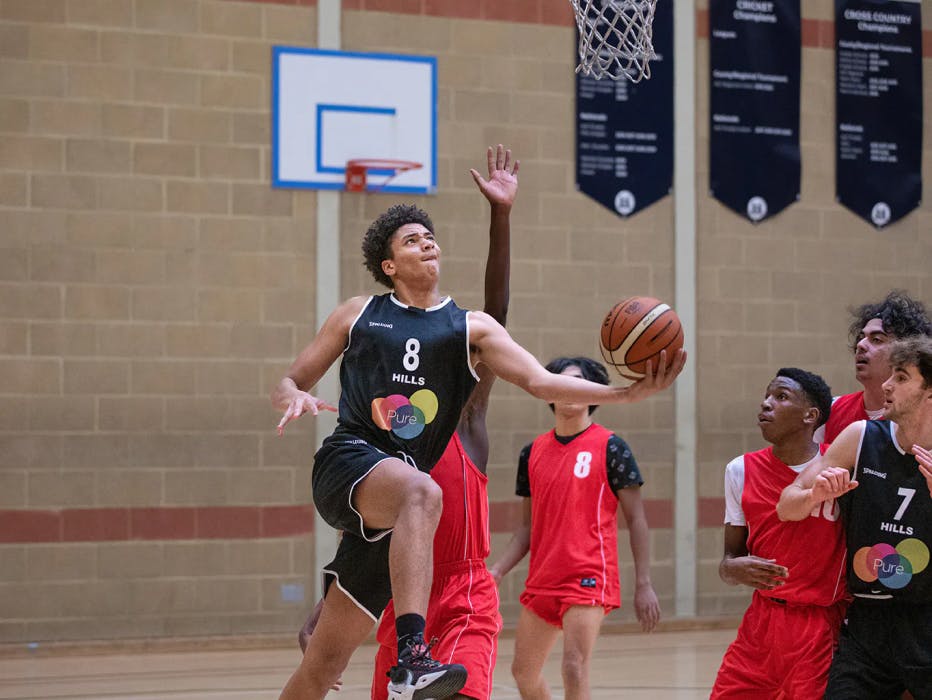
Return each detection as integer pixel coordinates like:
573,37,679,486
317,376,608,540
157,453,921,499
811,466,858,502
277,392,337,435
912,444,932,496
723,555,789,591
470,144,519,208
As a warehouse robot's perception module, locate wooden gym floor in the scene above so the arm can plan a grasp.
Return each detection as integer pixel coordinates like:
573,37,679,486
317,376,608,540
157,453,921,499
0,625,736,699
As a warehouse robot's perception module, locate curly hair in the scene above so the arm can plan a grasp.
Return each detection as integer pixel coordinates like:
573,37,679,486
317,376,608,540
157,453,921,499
361,204,435,288
544,356,610,415
847,290,932,352
775,367,833,428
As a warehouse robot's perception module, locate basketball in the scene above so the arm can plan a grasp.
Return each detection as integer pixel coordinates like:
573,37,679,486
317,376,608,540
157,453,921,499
600,296,684,380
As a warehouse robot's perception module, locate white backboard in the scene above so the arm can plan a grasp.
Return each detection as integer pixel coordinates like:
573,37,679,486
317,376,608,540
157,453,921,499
272,47,437,194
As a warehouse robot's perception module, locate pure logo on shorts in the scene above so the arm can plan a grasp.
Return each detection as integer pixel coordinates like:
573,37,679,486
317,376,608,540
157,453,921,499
580,577,597,589
371,390,439,439
852,538,929,590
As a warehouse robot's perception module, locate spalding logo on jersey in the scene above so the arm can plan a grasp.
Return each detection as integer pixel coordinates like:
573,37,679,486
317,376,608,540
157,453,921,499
371,390,439,439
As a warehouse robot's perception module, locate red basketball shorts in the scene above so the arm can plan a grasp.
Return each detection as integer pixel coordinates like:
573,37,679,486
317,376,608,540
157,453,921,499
519,590,617,629
711,592,848,699
371,559,502,700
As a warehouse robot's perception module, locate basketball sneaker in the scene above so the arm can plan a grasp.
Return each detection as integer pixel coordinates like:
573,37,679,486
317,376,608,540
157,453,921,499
386,637,467,700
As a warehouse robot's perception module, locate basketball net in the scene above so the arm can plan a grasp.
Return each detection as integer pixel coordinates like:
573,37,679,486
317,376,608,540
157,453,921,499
570,0,657,82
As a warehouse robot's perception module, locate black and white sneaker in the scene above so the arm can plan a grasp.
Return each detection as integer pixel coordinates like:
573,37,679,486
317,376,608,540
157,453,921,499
386,638,467,700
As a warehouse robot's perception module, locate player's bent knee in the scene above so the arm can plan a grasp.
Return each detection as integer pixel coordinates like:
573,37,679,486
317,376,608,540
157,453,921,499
402,472,442,516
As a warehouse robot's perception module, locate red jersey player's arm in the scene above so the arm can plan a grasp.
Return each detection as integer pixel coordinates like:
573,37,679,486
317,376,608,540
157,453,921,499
776,421,862,521
718,523,788,590
617,486,660,632
488,497,531,585
458,145,517,472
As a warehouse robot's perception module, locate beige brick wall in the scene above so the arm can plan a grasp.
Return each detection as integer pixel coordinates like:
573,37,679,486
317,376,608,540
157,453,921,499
0,0,930,643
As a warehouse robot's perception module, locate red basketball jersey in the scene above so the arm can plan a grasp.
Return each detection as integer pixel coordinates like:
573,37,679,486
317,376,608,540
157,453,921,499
524,424,620,607
742,447,847,606
431,431,490,564
375,430,493,647
822,391,867,444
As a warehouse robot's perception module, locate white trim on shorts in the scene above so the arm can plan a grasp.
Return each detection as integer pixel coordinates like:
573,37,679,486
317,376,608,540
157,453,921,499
348,456,395,543
321,568,380,623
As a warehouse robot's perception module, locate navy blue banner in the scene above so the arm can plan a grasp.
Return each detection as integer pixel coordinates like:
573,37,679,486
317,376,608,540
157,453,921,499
709,0,801,223
836,0,922,228
574,0,673,218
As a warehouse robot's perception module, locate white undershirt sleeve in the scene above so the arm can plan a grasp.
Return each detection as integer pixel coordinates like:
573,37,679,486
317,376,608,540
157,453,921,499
723,455,746,526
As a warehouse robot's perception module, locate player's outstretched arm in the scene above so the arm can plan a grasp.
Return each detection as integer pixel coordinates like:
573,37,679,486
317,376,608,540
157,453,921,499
488,497,531,584
472,143,517,327
618,487,660,632
271,297,367,434
776,421,862,521
913,444,932,497
718,524,788,590
458,145,518,463
469,312,685,406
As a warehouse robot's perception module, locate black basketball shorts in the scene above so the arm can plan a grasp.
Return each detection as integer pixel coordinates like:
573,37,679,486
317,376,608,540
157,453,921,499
311,433,395,542
322,531,393,622
826,600,932,700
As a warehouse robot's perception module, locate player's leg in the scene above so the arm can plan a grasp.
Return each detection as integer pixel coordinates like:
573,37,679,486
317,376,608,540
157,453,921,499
559,605,605,700
426,566,502,700
825,603,904,700
371,641,396,700
280,584,374,700
711,595,783,699
781,601,846,699
353,458,443,623
511,601,561,700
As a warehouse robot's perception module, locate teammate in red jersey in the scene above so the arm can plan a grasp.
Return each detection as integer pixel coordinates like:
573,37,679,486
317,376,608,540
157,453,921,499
712,367,847,699
490,356,660,700
368,144,518,700
820,291,930,444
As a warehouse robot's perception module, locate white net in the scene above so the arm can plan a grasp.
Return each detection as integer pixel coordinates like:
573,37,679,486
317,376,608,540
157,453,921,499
570,0,658,82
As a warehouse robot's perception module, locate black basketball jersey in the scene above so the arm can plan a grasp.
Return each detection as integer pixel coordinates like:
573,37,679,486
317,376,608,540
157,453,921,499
333,293,478,472
842,420,932,603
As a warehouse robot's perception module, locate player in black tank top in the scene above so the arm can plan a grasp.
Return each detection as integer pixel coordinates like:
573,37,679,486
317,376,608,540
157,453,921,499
271,149,685,700
332,293,476,472
776,336,932,699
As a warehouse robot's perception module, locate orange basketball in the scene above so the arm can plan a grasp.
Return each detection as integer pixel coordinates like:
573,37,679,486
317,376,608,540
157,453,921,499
600,296,684,380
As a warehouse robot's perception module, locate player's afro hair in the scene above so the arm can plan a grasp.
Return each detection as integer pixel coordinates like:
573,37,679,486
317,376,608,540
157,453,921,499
361,204,435,289
776,367,833,428
544,356,610,416
847,290,932,352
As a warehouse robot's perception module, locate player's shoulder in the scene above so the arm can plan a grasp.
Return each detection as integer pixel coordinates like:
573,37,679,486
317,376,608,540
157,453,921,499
466,309,499,333
724,454,746,476
832,391,863,408
341,294,372,314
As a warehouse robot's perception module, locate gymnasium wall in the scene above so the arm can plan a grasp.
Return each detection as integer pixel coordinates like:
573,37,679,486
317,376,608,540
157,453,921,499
0,0,929,644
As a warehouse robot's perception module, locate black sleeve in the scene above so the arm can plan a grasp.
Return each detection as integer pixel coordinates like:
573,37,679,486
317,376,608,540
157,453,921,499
515,443,532,497
606,434,643,492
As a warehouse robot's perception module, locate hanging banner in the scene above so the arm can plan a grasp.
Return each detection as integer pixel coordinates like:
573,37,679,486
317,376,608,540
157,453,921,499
836,0,922,228
709,0,801,223
574,0,673,218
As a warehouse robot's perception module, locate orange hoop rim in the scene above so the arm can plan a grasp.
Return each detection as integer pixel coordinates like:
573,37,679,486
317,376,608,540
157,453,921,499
345,159,423,173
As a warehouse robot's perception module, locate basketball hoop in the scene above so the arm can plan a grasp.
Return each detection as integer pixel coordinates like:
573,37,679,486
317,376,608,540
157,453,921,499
570,0,657,82
344,159,423,193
